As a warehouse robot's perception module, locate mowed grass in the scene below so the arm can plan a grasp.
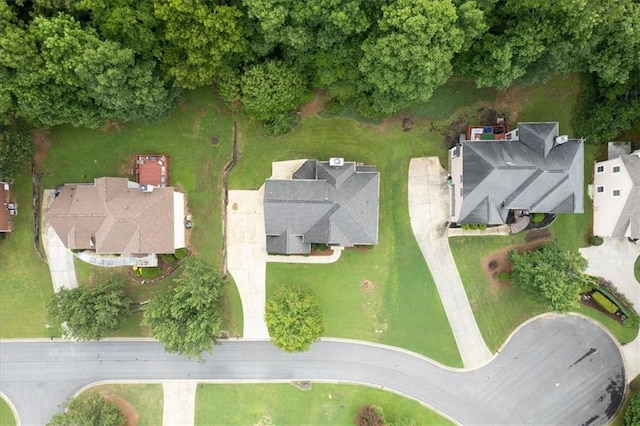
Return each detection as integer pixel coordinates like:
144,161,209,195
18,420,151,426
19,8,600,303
0,396,16,426
0,172,56,338
194,383,453,426
232,115,461,366
634,255,640,284
611,374,640,426
37,87,243,335
82,384,163,426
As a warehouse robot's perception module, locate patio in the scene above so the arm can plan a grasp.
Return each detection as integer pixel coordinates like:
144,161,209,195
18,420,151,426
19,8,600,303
135,155,169,187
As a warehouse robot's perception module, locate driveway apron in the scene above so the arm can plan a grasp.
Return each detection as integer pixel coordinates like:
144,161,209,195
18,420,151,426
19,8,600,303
162,381,197,426
226,188,269,339
408,157,492,368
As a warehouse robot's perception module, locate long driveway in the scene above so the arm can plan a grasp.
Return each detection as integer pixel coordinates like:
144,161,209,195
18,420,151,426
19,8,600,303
0,315,625,426
408,157,492,368
41,189,77,291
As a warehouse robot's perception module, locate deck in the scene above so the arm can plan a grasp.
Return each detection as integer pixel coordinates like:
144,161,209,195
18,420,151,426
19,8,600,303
135,155,169,187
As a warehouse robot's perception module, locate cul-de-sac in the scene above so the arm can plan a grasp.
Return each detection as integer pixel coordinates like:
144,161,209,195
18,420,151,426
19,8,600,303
1,1,639,425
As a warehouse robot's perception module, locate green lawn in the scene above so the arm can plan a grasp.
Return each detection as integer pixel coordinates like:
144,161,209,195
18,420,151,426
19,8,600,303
36,87,243,336
232,114,461,366
83,384,163,426
0,172,56,338
611,374,640,426
194,383,453,426
0,396,16,426
634,255,640,284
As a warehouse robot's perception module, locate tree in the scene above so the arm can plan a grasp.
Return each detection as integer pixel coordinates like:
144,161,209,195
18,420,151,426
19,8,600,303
240,60,310,122
48,392,124,426
265,286,324,352
625,394,640,426
49,279,131,340
143,258,225,357
154,0,247,89
508,242,587,312
358,0,465,116
0,121,34,181
355,405,386,426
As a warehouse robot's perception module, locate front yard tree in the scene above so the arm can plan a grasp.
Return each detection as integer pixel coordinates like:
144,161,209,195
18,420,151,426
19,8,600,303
49,279,131,340
265,286,324,352
143,258,225,357
625,394,640,426
508,242,587,312
355,405,386,426
48,393,124,426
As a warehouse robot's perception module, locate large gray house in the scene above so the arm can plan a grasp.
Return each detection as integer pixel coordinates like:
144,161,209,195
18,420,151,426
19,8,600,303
264,159,380,254
449,122,584,225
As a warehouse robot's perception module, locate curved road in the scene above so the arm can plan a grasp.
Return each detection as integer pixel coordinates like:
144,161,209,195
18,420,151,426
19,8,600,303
0,315,625,425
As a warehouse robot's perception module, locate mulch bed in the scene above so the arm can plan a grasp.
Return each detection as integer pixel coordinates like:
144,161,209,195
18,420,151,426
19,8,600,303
129,251,189,283
525,213,556,230
579,292,625,325
524,228,552,242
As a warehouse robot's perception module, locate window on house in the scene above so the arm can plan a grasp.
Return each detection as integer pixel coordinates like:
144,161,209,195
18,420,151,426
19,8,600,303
596,186,604,194
612,189,621,197
596,165,604,173
612,165,621,174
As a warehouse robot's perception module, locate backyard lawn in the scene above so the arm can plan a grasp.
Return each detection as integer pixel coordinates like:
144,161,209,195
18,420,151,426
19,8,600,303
80,384,163,426
194,383,453,425
0,172,56,338
0,396,16,426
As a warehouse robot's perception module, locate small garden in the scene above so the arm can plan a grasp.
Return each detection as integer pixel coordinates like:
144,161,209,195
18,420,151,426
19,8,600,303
580,277,639,331
131,248,189,282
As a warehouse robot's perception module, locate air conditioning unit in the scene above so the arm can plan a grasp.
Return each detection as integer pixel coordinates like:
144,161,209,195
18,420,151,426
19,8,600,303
555,135,569,144
329,157,344,167
140,184,154,193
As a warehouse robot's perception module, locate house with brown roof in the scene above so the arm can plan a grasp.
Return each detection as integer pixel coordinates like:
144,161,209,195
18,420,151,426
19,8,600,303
1,181,17,233
46,177,185,256
592,142,640,239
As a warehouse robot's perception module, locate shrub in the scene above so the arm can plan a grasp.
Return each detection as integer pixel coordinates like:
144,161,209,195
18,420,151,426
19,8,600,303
597,277,633,308
532,213,545,224
461,223,487,231
588,235,604,246
262,111,299,136
159,253,177,264
355,405,385,426
499,272,510,282
591,291,619,314
140,267,162,279
625,393,640,426
174,248,188,259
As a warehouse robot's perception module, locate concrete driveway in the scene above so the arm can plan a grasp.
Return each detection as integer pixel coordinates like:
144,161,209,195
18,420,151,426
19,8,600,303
408,157,492,369
0,315,625,426
226,188,269,338
580,238,640,381
41,189,77,292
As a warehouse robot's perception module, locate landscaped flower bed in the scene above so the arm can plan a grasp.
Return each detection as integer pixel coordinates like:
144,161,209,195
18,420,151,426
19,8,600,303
591,291,618,314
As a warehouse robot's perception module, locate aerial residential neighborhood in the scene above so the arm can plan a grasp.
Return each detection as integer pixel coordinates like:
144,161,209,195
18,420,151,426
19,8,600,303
1,1,640,426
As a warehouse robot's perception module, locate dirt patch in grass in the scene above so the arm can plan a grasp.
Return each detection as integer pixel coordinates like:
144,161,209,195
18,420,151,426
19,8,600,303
103,120,123,133
360,279,374,292
299,91,326,119
494,86,532,124
482,239,551,291
32,129,52,167
525,228,552,242
97,390,138,426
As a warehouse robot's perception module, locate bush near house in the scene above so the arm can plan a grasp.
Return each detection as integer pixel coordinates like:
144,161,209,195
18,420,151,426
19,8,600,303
532,213,545,224
461,224,487,231
588,236,604,246
174,248,188,259
158,254,177,264
592,291,619,314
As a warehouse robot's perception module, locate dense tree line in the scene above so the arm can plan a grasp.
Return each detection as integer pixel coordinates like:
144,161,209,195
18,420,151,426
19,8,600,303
0,0,638,139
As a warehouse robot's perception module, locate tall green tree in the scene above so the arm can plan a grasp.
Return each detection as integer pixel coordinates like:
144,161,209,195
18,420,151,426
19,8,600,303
48,393,125,426
143,258,225,357
154,0,247,89
265,286,324,352
49,279,131,341
0,121,34,181
625,394,640,426
508,242,587,312
358,0,465,116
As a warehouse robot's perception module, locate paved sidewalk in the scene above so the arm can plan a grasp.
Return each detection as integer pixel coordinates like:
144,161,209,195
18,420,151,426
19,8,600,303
162,381,197,426
42,189,78,292
267,247,343,264
408,157,492,369
226,188,269,339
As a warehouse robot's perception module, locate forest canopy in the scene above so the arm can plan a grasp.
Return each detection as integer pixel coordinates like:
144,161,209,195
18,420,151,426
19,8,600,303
0,0,638,140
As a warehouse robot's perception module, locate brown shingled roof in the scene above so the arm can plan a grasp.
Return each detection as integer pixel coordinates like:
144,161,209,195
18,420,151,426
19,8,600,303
46,177,179,255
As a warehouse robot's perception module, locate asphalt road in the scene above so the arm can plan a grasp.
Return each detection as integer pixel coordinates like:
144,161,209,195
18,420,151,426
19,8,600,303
0,315,625,426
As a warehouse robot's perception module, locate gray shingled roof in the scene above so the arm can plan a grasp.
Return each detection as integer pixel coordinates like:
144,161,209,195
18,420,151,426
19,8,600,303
264,161,380,254
458,122,584,225
612,152,640,238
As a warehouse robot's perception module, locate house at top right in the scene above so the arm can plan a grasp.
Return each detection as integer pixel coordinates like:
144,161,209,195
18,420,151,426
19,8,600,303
592,142,640,240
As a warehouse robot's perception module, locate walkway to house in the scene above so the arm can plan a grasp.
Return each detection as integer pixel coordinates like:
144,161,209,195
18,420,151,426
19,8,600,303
41,189,78,292
267,247,343,264
408,157,492,369
226,188,269,339
162,381,196,426
74,251,158,267
580,238,640,381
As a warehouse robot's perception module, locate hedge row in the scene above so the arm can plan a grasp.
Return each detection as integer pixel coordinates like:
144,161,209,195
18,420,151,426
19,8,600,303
592,291,619,314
